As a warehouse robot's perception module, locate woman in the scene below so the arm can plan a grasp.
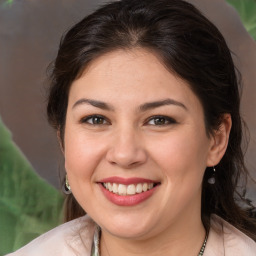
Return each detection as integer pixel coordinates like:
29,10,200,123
8,0,256,255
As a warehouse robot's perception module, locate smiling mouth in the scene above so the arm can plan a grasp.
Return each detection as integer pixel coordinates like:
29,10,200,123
101,182,160,196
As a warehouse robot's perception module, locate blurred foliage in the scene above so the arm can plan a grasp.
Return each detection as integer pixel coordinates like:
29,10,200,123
1,0,13,8
227,0,256,40
0,117,64,255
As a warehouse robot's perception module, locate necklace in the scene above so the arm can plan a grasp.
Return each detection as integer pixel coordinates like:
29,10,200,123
91,226,208,256
91,226,100,256
198,234,208,256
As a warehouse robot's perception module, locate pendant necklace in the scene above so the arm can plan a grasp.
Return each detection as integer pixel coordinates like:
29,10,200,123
91,226,208,256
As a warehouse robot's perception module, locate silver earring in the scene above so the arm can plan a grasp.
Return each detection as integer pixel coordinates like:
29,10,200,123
208,166,216,185
62,174,72,194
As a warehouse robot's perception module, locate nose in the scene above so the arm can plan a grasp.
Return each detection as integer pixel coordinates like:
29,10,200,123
106,127,147,169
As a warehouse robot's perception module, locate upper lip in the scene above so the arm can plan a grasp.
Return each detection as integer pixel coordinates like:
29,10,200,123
98,176,159,185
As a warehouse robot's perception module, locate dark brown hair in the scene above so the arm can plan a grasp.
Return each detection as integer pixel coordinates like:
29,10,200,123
47,0,256,240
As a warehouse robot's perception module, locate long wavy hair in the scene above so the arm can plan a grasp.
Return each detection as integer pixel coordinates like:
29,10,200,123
47,0,256,240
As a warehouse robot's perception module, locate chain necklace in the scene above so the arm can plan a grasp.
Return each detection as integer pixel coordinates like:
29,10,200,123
198,234,208,256
91,226,208,256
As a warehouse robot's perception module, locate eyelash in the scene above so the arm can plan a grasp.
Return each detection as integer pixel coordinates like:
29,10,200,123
80,115,110,125
80,115,177,126
146,115,177,126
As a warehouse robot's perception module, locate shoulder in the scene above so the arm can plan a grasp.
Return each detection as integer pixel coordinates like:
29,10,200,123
6,215,96,256
205,214,256,256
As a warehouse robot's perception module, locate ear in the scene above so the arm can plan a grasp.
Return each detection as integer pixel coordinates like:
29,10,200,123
57,129,65,154
206,114,232,167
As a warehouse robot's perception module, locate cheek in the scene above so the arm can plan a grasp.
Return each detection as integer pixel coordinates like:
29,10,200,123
63,130,106,210
64,127,105,183
148,129,209,183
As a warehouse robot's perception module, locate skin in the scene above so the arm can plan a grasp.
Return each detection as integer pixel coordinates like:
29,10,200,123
63,49,231,256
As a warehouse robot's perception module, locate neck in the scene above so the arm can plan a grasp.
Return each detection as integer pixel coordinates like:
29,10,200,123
100,210,206,256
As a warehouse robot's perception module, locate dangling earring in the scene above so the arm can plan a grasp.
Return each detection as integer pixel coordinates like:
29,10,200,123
208,166,216,184
62,174,72,194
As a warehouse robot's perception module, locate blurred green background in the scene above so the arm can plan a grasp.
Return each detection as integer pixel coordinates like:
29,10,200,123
227,0,256,39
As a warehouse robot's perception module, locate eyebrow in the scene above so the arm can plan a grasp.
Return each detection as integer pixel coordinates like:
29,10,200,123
72,98,114,111
139,99,187,111
72,98,187,111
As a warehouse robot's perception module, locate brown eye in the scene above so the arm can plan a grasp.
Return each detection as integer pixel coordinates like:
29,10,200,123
82,115,108,125
147,116,176,126
154,117,166,125
92,116,105,124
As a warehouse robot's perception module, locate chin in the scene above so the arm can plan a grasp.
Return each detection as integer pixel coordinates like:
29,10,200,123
106,226,151,240
100,215,157,240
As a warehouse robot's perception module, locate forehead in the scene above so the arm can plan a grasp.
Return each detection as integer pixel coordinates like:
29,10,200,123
68,48,202,112
80,49,171,87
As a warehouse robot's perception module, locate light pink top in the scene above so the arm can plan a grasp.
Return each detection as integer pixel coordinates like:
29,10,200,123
6,215,256,256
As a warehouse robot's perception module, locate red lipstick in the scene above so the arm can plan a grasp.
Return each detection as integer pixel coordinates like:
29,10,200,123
99,185,158,206
98,176,160,206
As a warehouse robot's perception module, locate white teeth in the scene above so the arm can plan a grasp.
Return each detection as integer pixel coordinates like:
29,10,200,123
107,182,113,192
112,183,118,193
136,183,143,193
103,182,155,196
127,184,136,195
118,184,127,195
142,183,148,192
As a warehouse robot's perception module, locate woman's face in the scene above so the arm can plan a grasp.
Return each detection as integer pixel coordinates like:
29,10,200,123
64,49,216,239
